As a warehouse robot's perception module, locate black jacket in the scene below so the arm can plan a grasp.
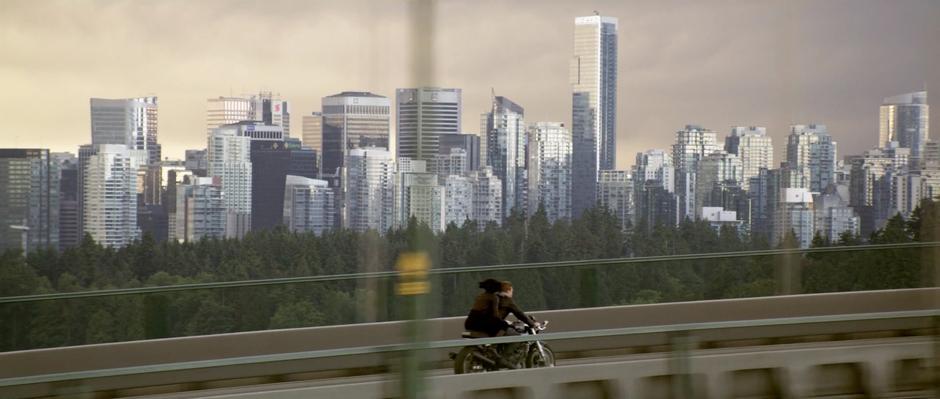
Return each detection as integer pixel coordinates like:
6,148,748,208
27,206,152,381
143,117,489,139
464,292,535,336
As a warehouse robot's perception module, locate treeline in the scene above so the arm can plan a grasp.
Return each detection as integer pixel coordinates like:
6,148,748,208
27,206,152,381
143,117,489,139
1,202,937,351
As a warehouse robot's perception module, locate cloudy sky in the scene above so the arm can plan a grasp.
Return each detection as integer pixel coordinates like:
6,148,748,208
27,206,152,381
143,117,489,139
0,0,937,169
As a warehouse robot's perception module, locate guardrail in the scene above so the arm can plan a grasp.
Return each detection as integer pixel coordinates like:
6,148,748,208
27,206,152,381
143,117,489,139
2,308,936,389
2,241,938,304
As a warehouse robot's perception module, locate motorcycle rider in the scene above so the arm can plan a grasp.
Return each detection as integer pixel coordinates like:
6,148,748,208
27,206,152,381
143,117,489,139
464,279,538,368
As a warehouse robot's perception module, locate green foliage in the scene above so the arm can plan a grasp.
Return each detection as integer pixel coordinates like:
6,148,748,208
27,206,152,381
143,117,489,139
1,200,937,352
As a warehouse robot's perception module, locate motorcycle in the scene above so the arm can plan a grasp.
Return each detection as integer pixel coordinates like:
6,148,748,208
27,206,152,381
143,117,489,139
451,320,555,374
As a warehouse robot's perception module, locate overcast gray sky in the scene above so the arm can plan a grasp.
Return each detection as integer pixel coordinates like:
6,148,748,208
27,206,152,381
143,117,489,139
0,0,937,169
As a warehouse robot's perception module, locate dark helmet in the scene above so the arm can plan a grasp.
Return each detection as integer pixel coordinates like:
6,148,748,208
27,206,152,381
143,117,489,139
478,278,502,293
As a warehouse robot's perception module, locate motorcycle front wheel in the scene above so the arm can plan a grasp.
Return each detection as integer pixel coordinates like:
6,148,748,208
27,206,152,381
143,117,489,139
454,346,488,374
525,344,555,368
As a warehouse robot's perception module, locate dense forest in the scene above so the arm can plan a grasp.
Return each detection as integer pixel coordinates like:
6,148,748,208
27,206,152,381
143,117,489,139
1,201,938,352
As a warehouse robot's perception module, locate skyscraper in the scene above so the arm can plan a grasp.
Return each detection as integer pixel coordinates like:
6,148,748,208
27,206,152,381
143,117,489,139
786,124,837,192
633,149,676,229
813,185,860,243
207,92,290,137
90,97,160,165
208,125,253,238
83,145,144,247
527,122,572,222
250,138,318,232
321,92,390,178
283,175,335,236
879,90,929,167
0,149,59,252
672,125,720,219
597,170,633,231
483,95,527,217
396,88,462,162
726,126,773,187
344,148,395,232
400,172,445,233
571,14,618,218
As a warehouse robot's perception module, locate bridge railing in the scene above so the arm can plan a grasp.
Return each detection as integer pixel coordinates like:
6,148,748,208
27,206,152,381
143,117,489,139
1,308,936,389
0,242,938,352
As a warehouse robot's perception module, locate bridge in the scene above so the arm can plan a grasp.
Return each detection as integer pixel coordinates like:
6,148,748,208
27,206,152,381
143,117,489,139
1,243,938,398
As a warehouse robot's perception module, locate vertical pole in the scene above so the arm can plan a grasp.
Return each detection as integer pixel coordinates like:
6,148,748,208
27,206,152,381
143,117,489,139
669,331,696,398
396,252,430,399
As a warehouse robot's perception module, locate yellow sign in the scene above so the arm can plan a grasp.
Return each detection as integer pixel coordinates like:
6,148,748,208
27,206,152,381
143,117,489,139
396,281,430,296
396,252,430,295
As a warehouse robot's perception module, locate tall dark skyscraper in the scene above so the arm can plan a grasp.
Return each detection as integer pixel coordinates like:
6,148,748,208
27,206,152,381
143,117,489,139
570,15,618,218
0,149,59,252
250,139,319,231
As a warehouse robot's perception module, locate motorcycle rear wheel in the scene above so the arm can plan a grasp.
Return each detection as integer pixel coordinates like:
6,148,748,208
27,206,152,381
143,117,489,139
454,346,488,374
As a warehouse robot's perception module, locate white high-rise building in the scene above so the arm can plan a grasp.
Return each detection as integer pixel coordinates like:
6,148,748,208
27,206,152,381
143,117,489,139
786,124,837,192
597,170,633,231
469,167,502,227
400,172,445,233
208,125,253,238
444,174,474,228
880,91,929,166
774,188,815,248
571,14,618,219
283,175,335,235
726,126,773,187
483,95,527,218
397,88,462,161
173,176,225,242
672,125,720,219
90,97,159,165
344,148,395,232
527,122,572,222
207,92,290,138
83,144,145,247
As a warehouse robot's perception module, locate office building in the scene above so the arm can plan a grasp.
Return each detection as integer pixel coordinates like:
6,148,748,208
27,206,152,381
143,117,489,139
90,97,160,165
695,151,742,217
469,167,502,226
774,188,815,249
207,92,290,137
397,87,462,161
321,92,390,178
880,91,929,167
444,174,474,228
814,185,860,243
171,176,225,242
0,149,59,252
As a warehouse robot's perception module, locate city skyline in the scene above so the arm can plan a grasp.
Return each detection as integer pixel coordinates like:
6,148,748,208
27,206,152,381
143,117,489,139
1,1,937,167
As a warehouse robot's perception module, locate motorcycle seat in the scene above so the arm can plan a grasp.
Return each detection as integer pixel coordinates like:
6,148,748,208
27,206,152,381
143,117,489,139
461,330,490,339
